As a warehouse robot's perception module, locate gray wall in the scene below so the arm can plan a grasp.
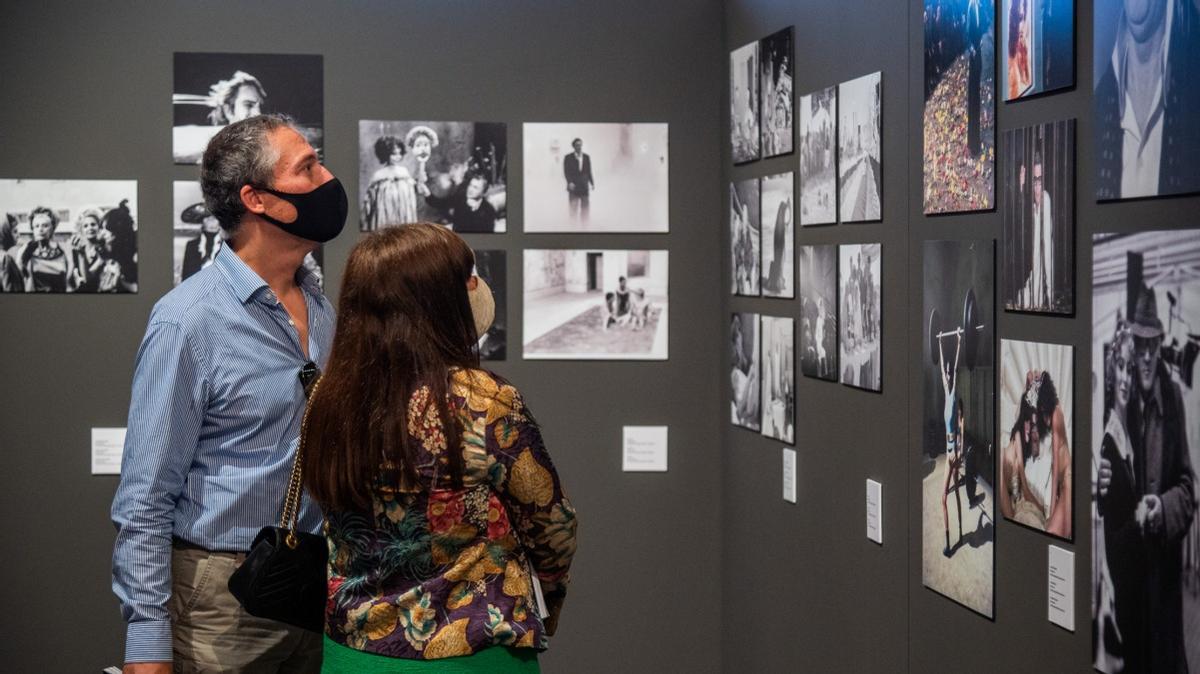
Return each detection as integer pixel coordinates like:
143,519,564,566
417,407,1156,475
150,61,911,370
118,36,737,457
726,0,1200,673
0,2,724,671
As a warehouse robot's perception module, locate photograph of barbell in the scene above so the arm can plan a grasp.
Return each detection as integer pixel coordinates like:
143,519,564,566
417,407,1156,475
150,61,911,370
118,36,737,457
929,288,988,370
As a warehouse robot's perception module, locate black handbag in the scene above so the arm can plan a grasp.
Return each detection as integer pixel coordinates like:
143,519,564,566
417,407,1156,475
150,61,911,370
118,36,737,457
228,375,327,633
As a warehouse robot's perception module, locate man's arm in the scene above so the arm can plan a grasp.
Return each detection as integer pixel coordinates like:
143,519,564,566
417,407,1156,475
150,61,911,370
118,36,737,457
586,157,594,189
1157,387,1196,543
111,320,208,665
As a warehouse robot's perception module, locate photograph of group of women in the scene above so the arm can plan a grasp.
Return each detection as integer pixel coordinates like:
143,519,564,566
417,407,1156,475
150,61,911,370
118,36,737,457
1092,229,1200,673
359,120,507,233
922,238,995,618
0,179,138,294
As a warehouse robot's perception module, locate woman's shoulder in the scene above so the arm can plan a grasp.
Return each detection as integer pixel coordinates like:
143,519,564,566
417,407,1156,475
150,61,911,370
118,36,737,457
450,368,527,420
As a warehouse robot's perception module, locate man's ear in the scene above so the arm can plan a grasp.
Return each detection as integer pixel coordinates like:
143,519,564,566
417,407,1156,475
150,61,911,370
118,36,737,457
240,184,267,215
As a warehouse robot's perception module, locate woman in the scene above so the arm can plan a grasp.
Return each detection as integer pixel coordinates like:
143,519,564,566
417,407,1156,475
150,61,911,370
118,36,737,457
0,213,24,292
1097,327,1143,671
1000,370,1072,537
938,330,963,556
406,125,439,198
363,135,419,230
303,224,577,673
69,208,112,292
101,200,138,292
14,206,72,292
1006,0,1033,99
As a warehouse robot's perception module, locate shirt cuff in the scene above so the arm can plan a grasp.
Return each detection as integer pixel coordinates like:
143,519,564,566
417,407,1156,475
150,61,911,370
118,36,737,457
125,619,173,663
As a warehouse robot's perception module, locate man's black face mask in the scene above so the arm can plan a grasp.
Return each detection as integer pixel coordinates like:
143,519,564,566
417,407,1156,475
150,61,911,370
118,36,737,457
255,177,348,244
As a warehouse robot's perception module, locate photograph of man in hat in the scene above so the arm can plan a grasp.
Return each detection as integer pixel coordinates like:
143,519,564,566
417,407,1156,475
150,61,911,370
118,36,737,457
1128,287,1195,672
179,201,223,282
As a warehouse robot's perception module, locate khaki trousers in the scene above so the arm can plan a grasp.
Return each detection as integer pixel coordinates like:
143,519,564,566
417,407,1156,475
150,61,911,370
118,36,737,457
169,546,322,673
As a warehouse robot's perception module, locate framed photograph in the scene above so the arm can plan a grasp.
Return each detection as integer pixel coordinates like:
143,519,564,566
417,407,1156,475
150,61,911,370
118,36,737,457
730,41,761,164
522,123,668,233
799,86,838,226
839,243,882,391
359,121,507,233
730,178,761,297
1094,0,1200,200
760,172,795,298
1092,229,1200,672
1002,119,1074,314
731,312,761,431
923,0,996,214
0,179,138,294
172,180,323,289
473,250,507,360
1001,0,1074,101
523,249,668,360
761,315,795,443
173,52,323,165
922,238,995,618
760,27,794,158
838,72,882,223
799,244,838,381
998,339,1074,539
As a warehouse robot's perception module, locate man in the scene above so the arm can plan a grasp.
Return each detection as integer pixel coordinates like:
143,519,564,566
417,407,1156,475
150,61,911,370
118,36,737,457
208,70,266,125
1095,0,1200,199
1126,287,1196,672
112,113,347,673
1019,149,1054,309
563,137,594,224
178,202,223,282
966,0,983,158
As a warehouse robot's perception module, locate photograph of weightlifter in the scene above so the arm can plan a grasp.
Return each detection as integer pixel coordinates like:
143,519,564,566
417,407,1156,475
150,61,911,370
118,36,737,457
922,238,996,618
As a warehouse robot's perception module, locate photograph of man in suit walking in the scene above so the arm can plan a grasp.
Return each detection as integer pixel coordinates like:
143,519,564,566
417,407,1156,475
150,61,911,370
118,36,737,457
564,138,595,225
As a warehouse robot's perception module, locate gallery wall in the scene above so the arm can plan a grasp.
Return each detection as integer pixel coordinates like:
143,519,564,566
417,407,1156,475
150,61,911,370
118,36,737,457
726,0,1200,672
0,1,725,671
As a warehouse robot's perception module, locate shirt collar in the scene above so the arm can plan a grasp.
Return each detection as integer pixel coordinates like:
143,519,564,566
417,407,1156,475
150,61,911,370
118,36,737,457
1113,0,1174,124
214,245,269,304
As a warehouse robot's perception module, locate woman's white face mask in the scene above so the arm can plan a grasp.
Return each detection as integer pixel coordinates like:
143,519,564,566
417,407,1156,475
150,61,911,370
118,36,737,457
468,275,495,339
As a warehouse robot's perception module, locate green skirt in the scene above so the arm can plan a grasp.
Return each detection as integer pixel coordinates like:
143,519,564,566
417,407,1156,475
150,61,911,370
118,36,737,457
322,635,540,673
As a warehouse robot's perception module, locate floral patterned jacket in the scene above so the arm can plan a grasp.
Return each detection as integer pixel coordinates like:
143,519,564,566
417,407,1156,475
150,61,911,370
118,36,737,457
324,368,577,659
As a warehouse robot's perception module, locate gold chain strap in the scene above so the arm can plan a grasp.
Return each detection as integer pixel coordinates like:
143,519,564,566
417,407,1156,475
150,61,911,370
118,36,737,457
282,375,322,548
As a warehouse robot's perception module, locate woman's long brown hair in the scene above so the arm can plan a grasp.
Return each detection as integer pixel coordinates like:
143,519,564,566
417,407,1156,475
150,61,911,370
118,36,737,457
303,223,480,511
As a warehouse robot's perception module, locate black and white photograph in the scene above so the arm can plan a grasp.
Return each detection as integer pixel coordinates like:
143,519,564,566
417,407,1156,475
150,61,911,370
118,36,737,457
172,181,323,289
761,315,795,444
1092,229,1200,673
760,172,794,298
730,178,761,297
1002,119,1074,314
730,41,761,164
0,179,138,293
523,123,668,233
799,244,838,381
1095,0,1200,201
838,72,882,223
523,249,668,360
173,52,323,165
799,85,838,226
731,312,761,431
922,238,995,618
359,121,507,233
839,243,882,391
998,339,1074,539
923,0,996,214
759,27,794,158
473,250,507,361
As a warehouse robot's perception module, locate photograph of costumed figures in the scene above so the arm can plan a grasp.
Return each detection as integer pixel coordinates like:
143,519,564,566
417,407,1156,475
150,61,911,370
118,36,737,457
922,239,995,618
1093,229,1200,674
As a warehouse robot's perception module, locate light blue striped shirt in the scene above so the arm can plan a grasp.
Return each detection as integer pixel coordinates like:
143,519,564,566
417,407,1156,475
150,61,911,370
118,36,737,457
111,246,334,663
